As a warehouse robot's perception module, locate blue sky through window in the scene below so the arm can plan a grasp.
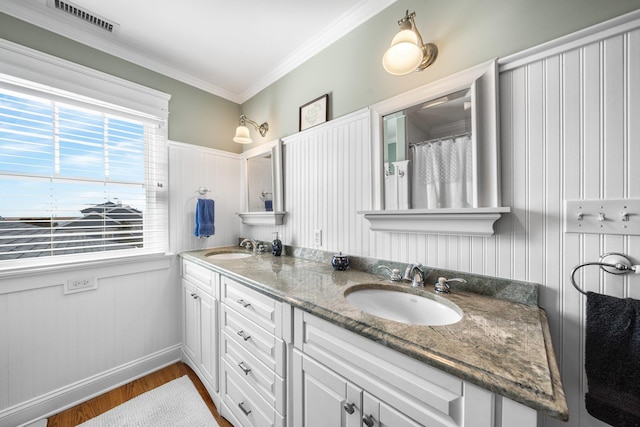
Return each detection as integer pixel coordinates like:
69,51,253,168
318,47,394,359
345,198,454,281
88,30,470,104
0,90,145,219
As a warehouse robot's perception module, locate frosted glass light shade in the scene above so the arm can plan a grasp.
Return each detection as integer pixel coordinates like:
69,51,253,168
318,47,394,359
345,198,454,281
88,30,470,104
382,29,423,75
233,125,252,144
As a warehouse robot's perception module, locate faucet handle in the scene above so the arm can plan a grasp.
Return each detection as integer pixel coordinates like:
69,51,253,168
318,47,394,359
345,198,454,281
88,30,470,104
378,265,402,281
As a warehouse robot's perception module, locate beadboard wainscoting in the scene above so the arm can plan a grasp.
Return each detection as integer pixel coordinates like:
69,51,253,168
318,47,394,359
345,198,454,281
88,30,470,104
498,19,640,426
239,109,373,252
241,15,640,427
0,257,181,427
168,141,242,253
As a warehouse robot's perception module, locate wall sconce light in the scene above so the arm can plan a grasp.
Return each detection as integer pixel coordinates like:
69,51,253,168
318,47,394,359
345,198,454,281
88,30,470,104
233,114,269,144
382,10,438,76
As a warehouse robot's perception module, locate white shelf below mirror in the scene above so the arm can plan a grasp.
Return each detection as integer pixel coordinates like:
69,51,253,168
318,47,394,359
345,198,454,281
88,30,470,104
237,211,286,226
359,207,510,236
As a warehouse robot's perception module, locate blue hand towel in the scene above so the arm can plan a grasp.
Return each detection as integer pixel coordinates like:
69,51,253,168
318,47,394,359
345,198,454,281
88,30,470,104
194,198,215,237
585,291,640,426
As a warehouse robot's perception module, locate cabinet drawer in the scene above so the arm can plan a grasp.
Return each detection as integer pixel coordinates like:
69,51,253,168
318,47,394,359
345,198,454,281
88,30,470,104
222,304,286,376
222,331,285,414
221,276,281,335
222,360,285,427
182,260,216,294
295,309,463,425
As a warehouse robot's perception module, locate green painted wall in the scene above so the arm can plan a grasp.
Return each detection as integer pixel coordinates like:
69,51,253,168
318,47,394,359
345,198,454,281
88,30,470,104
0,12,242,153
240,0,640,149
3,0,639,154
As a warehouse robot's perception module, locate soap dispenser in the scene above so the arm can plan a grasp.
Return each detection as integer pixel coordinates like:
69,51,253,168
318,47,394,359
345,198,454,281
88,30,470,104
271,232,282,256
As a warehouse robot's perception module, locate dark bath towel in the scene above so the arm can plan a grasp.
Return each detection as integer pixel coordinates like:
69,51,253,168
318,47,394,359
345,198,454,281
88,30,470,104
194,198,215,238
585,291,640,426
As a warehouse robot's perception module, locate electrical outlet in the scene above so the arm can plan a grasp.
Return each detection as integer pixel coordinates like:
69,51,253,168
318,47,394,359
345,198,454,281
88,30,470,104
314,229,322,246
64,276,97,294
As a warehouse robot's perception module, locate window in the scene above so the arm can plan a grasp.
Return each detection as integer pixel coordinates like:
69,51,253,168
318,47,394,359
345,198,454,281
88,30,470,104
0,41,169,265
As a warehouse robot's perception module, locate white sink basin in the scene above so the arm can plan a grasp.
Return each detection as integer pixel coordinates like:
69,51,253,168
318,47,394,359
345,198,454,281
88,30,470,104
206,252,252,260
345,287,463,326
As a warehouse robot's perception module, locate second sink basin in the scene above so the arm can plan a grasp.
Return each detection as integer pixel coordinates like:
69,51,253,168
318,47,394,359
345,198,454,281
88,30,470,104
345,286,463,326
205,252,253,260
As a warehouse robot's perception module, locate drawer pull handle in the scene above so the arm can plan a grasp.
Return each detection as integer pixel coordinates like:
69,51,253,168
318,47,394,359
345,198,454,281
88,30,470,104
362,415,375,427
238,361,252,375
237,299,251,308
343,402,356,414
238,401,252,416
190,293,198,299
237,330,251,341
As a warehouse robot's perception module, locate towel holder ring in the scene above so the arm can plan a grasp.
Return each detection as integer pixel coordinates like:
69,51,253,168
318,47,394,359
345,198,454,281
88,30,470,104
571,253,639,295
196,187,211,196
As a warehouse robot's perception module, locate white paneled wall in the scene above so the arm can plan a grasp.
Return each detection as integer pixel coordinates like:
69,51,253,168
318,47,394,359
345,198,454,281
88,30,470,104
0,258,181,427
168,141,242,252
500,23,640,427
284,110,372,252
239,110,373,249
243,18,640,427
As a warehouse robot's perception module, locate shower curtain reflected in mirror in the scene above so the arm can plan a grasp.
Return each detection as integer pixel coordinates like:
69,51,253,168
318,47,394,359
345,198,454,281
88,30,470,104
411,133,473,209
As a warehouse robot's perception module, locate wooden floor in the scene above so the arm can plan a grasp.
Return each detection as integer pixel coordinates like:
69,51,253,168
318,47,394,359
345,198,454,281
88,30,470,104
47,362,233,427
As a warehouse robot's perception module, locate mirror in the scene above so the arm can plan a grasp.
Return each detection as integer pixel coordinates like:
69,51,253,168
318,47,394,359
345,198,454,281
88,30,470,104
361,59,510,236
383,88,473,209
237,139,286,225
247,152,274,212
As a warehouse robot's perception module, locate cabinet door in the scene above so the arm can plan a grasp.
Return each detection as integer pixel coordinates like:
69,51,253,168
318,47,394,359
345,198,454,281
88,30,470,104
183,279,200,363
363,393,423,427
199,291,218,390
292,350,361,427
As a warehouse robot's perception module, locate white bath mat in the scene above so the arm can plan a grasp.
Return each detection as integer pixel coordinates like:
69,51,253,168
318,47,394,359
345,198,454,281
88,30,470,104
76,375,219,427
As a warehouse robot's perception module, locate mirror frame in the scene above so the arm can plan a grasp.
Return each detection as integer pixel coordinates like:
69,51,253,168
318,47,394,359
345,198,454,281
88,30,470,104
361,59,510,236
237,139,286,225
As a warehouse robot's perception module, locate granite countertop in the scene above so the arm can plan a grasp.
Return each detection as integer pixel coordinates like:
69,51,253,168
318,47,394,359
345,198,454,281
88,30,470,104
180,246,568,421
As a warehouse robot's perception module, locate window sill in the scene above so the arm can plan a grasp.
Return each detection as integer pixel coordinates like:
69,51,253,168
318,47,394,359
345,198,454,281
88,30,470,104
0,252,173,282
359,207,511,236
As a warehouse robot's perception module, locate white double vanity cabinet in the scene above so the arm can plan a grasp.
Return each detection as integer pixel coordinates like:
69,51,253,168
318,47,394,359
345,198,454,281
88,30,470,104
180,251,567,427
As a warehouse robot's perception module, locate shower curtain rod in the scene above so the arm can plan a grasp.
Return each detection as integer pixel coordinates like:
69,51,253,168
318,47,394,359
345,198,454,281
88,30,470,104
409,132,471,148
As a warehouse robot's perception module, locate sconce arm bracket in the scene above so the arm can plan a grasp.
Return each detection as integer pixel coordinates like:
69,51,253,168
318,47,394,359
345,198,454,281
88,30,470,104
240,114,269,137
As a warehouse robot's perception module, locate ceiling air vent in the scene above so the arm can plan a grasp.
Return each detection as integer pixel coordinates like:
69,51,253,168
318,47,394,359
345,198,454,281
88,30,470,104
47,0,119,34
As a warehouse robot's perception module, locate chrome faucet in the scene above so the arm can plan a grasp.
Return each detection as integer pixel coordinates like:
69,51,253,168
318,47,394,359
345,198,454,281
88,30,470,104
434,277,467,294
240,238,265,253
404,263,425,288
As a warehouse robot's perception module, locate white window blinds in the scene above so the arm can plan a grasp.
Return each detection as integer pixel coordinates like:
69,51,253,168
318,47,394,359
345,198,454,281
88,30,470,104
0,42,169,265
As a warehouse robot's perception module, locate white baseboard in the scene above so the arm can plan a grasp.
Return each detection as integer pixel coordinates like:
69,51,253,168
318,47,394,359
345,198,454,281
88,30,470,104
1,344,182,427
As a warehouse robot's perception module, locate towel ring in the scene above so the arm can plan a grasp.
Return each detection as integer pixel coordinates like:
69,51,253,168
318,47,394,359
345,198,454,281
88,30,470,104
196,187,210,196
571,253,639,295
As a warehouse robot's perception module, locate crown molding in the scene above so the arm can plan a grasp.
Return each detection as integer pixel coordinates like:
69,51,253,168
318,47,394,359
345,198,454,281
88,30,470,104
239,0,397,102
1,0,397,104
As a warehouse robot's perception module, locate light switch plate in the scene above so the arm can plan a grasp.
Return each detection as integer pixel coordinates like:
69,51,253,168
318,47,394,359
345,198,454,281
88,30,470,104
565,198,640,235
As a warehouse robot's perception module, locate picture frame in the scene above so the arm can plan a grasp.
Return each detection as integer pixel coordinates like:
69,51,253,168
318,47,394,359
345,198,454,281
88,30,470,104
299,94,329,131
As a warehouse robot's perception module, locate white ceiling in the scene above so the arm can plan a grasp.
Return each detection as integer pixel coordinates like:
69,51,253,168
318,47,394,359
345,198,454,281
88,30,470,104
0,0,396,104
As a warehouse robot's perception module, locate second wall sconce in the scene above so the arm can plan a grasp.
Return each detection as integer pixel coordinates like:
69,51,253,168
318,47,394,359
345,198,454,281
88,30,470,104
382,10,438,76
233,114,269,144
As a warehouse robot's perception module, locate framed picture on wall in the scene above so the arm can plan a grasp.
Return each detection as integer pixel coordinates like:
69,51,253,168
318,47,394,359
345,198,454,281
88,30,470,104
299,94,329,131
